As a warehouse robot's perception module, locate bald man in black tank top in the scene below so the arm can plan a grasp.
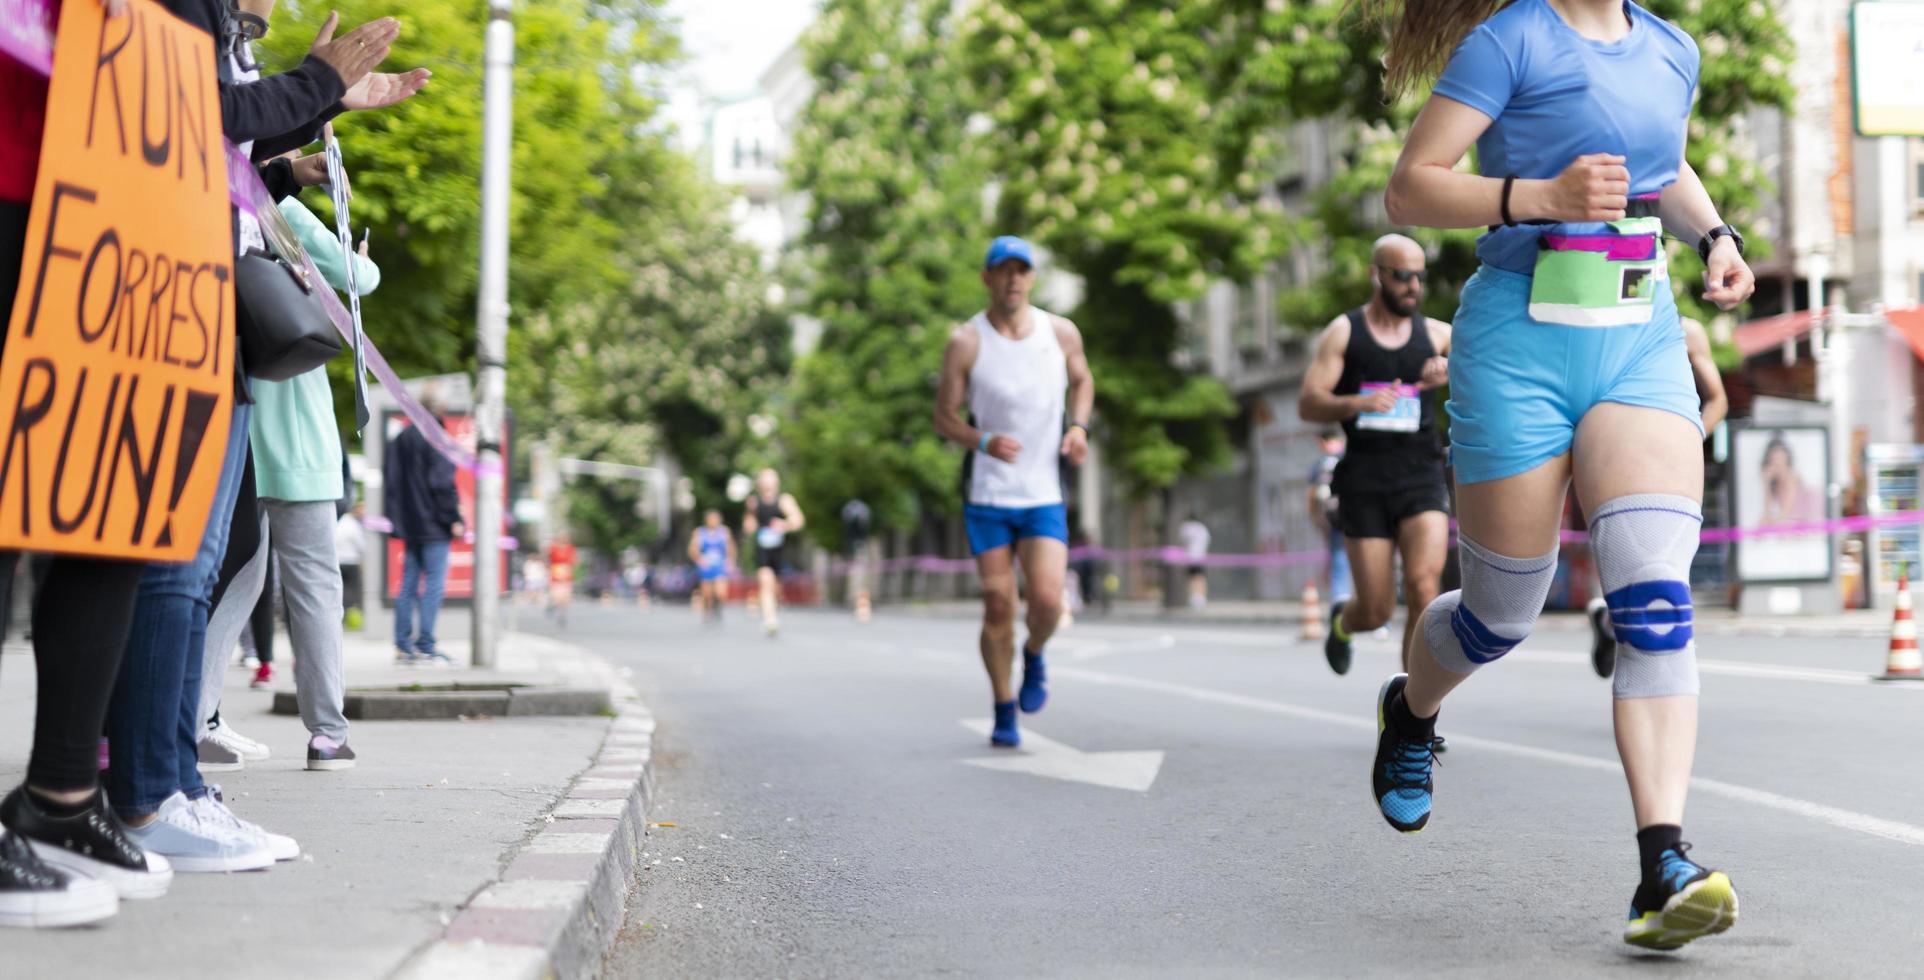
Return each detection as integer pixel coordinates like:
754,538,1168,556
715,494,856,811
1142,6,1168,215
1299,235,1454,681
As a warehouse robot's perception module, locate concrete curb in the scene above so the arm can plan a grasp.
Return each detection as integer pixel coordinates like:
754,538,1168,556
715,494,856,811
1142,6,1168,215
390,652,655,980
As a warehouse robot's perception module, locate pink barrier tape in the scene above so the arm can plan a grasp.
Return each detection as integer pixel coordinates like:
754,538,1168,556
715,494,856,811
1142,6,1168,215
850,509,1924,574
361,514,516,550
0,4,489,475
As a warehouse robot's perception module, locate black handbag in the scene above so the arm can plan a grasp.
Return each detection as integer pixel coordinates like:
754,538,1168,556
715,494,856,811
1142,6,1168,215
234,244,344,381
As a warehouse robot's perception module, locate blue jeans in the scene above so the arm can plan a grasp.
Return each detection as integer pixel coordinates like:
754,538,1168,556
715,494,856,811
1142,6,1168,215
1327,527,1353,603
395,539,451,655
105,402,251,818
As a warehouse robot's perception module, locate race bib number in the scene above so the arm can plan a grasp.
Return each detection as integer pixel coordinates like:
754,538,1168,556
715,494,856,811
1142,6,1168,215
1527,216,1666,327
1356,382,1422,433
757,527,786,550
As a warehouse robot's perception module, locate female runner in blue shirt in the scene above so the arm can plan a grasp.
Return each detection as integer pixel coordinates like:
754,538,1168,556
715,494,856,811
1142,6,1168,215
1361,0,1754,951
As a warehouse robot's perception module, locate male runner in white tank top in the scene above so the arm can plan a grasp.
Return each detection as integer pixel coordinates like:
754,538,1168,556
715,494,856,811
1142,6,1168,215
934,236,1095,748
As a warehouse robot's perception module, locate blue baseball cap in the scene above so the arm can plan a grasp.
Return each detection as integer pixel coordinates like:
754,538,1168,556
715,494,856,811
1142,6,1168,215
984,235,1035,270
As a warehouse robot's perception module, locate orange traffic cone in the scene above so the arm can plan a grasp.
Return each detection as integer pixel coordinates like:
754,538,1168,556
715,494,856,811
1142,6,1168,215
1880,571,1923,680
1302,579,1324,641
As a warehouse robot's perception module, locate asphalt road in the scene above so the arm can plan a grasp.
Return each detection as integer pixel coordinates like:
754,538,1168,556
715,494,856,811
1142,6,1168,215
518,601,1924,978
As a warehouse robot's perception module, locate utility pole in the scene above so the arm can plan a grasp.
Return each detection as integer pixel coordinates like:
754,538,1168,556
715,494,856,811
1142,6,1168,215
472,0,514,668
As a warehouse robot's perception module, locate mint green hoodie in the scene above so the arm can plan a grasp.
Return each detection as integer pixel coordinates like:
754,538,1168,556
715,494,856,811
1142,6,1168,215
249,198,380,502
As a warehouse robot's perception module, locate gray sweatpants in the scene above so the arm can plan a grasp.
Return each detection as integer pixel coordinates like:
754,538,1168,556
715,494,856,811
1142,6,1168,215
201,510,270,730
199,499,350,744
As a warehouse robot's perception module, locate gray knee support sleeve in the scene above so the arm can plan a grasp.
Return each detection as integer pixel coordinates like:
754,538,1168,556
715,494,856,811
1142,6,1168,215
1591,493,1702,699
1422,536,1559,675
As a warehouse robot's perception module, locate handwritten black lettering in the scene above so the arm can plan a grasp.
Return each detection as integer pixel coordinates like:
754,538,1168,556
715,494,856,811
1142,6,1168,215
161,259,192,366
49,369,120,534
21,183,94,340
96,375,173,545
0,360,57,535
137,12,172,168
86,9,133,155
77,228,121,344
137,251,172,360
171,28,210,191
112,246,149,356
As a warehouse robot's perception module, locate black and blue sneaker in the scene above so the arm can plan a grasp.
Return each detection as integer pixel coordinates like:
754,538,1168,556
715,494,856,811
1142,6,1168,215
1018,648,1048,714
1324,601,1352,675
1624,844,1738,950
990,700,1020,748
1372,673,1440,834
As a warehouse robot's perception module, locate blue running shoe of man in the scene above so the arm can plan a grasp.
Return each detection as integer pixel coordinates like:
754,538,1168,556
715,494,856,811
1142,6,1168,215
1372,673,1440,833
1623,844,1738,950
990,700,1020,748
1018,647,1048,713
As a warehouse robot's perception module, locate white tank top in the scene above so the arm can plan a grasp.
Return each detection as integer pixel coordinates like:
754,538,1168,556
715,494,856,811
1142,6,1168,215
968,307,1067,508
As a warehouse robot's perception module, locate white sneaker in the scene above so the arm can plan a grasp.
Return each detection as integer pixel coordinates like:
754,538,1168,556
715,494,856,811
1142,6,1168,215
206,719,270,763
123,794,272,873
194,791,299,862
0,830,118,929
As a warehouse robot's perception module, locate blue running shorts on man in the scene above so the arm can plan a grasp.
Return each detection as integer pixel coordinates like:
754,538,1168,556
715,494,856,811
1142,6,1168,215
964,503,1069,556
1445,265,1703,486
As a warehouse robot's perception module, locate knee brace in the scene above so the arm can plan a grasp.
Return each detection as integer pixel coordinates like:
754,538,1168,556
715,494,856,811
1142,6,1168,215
1591,494,1701,699
1422,536,1558,675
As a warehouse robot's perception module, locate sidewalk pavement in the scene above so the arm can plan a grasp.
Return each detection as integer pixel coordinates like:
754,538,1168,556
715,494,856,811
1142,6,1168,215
892,597,1898,638
0,626,656,980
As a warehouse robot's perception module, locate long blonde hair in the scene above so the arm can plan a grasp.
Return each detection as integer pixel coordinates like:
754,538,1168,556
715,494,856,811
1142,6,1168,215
1352,0,1517,97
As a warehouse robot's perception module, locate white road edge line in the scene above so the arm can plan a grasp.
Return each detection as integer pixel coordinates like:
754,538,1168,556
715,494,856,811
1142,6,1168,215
1054,665,1924,849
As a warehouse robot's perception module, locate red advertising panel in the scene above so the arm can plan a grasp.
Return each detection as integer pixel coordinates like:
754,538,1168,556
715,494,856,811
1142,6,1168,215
383,411,509,600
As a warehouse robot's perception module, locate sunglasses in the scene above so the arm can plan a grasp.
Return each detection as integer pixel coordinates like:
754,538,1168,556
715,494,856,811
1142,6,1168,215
1378,266,1428,284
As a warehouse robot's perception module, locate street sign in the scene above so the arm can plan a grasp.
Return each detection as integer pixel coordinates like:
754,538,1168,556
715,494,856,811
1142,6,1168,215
1852,2,1924,137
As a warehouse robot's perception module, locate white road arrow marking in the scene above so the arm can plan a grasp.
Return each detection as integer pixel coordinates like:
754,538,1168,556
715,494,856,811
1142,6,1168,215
958,720,1164,792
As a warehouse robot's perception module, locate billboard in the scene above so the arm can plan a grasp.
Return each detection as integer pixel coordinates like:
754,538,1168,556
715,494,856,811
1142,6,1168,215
1852,2,1924,137
383,410,510,601
1731,425,1833,584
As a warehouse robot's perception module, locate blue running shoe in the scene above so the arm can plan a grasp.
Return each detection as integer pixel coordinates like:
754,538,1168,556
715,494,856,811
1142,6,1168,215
990,700,1020,748
1372,673,1440,834
1624,844,1738,950
1018,649,1048,714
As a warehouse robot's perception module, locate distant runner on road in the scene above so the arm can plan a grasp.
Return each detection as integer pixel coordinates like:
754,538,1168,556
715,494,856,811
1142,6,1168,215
934,235,1094,749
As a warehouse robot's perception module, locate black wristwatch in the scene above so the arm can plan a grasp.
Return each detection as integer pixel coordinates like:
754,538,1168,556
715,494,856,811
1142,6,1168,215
1698,225,1744,264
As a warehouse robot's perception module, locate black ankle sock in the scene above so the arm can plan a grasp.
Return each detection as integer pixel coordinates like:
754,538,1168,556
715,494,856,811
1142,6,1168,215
1637,824,1684,879
27,788,98,820
1387,692,1436,739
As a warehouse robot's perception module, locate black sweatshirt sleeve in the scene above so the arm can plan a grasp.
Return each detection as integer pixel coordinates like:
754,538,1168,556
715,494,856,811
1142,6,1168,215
429,453,462,532
162,1,347,145
257,158,298,202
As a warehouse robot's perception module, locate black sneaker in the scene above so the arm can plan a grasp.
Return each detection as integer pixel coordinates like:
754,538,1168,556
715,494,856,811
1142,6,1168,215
1588,597,1617,679
1324,601,1352,675
1371,674,1440,834
0,786,171,900
0,829,117,928
1624,843,1738,950
307,741,357,772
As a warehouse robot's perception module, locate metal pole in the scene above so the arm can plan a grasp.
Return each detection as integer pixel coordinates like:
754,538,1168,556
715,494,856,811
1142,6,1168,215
472,0,514,668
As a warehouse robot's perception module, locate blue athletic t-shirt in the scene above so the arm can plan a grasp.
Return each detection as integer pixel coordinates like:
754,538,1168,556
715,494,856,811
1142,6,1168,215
1431,0,1699,274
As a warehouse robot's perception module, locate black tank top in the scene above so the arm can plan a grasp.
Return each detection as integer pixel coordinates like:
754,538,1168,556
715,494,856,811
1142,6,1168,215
753,494,784,526
1333,307,1446,493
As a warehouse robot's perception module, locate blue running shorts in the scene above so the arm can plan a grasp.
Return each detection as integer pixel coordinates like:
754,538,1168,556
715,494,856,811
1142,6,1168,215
964,503,1069,556
1446,265,1704,486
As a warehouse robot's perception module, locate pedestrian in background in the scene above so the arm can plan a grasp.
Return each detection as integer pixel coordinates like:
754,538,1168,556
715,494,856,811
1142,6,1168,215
337,499,366,631
386,399,464,666
1178,513,1211,610
1309,429,1352,603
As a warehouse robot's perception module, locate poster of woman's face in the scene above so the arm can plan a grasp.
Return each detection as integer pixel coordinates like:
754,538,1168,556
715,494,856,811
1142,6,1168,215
1733,426,1831,583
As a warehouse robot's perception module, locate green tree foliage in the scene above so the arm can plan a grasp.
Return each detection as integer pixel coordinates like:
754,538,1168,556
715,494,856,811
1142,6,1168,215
957,2,1316,492
518,155,789,526
783,0,988,548
259,1,679,415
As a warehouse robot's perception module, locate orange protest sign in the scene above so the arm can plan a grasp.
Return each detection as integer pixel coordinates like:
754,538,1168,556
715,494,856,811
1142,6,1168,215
0,0,233,561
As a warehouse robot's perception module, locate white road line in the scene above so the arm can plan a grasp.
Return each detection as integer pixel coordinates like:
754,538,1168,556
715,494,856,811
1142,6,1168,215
1053,665,1924,849
1512,649,1920,689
